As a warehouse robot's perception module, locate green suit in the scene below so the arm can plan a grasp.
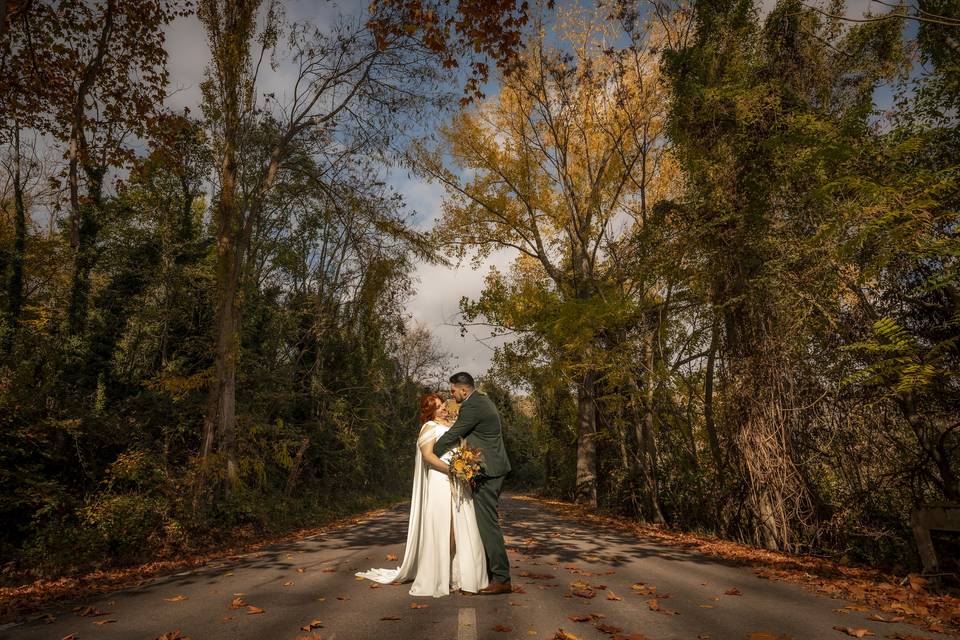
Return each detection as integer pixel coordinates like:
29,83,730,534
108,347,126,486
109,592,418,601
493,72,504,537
434,390,512,583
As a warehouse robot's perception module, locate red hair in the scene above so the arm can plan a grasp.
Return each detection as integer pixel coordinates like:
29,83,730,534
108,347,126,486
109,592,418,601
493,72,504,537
420,394,442,424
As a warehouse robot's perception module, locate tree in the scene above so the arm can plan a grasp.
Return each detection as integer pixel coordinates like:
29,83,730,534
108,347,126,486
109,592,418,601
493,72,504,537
419,6,677,507
2,0,186,335
196,1,437,491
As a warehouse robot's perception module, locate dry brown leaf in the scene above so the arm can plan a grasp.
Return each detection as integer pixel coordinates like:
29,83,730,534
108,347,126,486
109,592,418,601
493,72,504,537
321,567,336,573
493,624,513,632
155,632,192,640
568,614,591,622
380,615,401,621
164,595,188,602
410,602,428,609
386,554,398,561
552,630,580,640
595,622,622,634
62,635,77,640
300,619,323,631
725,587,743,596
297,567,306,573
867,613,904,623
606,590,622,601
336,596,350,601
369,583,380,589
283,581,295,587
229,596,247,609
832,626,872,638
512,584,527,594
74,606,107,617
246,605,265,615
92,619,117,625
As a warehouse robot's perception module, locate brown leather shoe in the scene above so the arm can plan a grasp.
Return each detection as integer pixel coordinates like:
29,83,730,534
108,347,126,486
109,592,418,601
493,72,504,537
478,581,512,595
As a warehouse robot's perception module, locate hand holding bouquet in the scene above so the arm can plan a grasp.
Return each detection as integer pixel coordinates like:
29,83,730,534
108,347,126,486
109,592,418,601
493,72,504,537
448,438,484,507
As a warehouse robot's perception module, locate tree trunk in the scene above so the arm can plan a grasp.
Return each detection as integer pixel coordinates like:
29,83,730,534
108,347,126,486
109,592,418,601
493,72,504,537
574,368,598,506
201,139,242,492
704,316,724,482
6,125,26,334
641,324,666,524
67,169,103,335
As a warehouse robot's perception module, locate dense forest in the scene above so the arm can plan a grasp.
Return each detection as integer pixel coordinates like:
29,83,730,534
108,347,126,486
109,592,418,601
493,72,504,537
0,0,957,583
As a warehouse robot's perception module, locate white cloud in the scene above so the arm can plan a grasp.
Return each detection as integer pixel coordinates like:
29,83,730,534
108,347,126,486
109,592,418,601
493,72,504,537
389,166,519,377
163,15,207,112
407,248,515,377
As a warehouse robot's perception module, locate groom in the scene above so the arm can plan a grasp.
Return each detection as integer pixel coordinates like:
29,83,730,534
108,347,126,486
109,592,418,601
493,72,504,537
434,371,512,594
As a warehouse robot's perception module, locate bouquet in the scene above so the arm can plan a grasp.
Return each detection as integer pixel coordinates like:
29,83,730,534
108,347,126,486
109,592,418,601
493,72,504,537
448,438,484,508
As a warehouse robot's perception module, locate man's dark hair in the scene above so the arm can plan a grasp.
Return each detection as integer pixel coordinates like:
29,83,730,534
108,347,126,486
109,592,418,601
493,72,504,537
449,371,475,387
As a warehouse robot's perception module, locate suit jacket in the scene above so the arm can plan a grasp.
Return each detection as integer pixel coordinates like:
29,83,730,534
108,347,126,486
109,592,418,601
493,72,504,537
433,391,512,477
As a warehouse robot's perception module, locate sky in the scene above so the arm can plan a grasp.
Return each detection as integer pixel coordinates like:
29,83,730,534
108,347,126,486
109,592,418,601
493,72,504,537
161,0,891,378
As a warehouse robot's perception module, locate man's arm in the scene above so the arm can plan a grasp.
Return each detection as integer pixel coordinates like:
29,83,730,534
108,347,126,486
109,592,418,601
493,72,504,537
433,403,478,456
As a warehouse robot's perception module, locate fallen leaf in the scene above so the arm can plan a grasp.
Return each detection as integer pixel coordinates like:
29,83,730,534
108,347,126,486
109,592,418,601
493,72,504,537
832,627,872,638
725,587,743,596
336,596,350,601
354,576,365,581
606,590,622,601
494,624,513,632
74,606,107,617
246,606,265,615
572,589,596,599
410,603,428,609
596,623,622,634
512,585,527,594
322,568,337,573
386,554,398,561
230,597,247,609
297,567,306,573
283,581,295,587
380,616,401,621
93,619,117,625
300,619,323,631
552,630,580,640
165,595,188,602
568,615,591,622
62,635,77,640
369,583,381,589
867,614,904,623
155,632,192,640
647,599,679,615
907,574,927,592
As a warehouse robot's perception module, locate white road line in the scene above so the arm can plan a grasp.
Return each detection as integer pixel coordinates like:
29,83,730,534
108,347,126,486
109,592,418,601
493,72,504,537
458,607,477,640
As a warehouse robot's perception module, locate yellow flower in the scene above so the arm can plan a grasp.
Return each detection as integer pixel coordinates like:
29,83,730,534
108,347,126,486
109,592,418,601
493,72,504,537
454,460,465,472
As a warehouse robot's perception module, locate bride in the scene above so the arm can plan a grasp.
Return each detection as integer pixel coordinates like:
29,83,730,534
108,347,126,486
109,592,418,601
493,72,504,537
355,394,489,597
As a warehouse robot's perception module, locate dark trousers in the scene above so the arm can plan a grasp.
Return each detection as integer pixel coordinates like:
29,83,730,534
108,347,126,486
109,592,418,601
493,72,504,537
473,474,510,583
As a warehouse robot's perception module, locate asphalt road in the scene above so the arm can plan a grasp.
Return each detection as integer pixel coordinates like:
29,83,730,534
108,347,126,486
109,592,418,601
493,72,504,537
0,495,942,640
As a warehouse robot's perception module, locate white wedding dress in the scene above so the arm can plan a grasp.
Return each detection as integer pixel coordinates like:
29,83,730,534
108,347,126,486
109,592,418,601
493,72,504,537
355,420,489,597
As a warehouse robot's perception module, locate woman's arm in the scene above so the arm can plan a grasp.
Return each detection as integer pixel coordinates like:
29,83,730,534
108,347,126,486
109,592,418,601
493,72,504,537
420,438,451,474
